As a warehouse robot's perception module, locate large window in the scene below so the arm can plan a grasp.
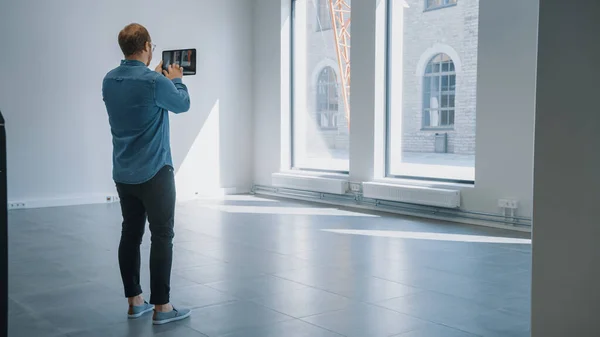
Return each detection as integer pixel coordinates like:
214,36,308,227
386,0,478,183
292,0,351,172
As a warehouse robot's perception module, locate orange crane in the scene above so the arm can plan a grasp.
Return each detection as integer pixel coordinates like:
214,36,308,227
327,0,351,128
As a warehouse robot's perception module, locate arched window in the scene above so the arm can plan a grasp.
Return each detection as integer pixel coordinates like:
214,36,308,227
317,0,332,31
316,66,339,129
423,53,456,128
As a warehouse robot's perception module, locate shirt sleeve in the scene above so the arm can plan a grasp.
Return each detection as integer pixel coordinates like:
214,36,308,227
154,75,191,113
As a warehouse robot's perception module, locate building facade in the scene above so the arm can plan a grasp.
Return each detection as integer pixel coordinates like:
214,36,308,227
401,0,478,155
302,0,478,155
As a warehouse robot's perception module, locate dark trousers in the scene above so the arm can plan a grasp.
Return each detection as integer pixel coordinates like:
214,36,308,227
115,165,176,305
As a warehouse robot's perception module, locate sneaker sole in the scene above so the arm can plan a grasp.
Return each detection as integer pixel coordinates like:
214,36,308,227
128,306,155,319
152,311,192,325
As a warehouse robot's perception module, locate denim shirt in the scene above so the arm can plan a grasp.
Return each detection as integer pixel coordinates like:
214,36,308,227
102,59,190,184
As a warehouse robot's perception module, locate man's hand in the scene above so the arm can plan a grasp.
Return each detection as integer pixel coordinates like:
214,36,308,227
155,61,164,74
163,64,184,80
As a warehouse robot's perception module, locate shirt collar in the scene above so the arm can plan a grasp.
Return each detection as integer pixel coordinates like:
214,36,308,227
121,59,146,67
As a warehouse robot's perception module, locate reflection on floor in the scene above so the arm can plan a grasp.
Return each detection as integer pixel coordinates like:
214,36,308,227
8,195,531,337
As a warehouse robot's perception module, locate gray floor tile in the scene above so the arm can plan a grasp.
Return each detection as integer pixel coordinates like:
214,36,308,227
8,297,30,318
377,290,495,328
36,303,123,335
206,274,308,300
11,281,121,313
185,301,294,336
66,319,164,337
174,262,265,285
251,286,355,318
171,249,223,270
154,326,209,337
452,309,531,337
8,266,90,297
8,312,64,337
336,276,423,303
175,234,233,253
392,322,479,336
276,266,421,303
220,319,344,337
201,247,313,274
302,302,428,337
169,284,237,309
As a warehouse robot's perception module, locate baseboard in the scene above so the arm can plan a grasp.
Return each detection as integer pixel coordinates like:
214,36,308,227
252,185,531,233
7,194,116,210
8,186,252,211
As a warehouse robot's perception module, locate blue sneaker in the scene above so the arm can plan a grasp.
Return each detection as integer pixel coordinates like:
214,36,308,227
152,307,192,325
128,301,155,319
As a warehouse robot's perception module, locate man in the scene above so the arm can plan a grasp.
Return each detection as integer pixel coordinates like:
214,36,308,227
102,23,191,325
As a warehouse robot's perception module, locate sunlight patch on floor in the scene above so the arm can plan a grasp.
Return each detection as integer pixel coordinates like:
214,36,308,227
322,229,531,244
200,205,378,217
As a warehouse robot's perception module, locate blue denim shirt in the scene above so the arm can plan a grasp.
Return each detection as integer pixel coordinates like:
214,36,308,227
102,59,190,184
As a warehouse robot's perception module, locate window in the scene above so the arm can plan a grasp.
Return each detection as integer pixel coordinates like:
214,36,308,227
317,0,332,31
292,0,351,173
423,53,456,129
316,67,339,129
425,0,457,11
385,0,478,183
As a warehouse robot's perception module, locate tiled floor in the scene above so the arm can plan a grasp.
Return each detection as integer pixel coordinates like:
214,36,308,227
8,195,532,337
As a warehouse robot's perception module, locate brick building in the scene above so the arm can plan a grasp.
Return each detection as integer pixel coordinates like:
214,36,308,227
400,0,478,155
300,0,478,156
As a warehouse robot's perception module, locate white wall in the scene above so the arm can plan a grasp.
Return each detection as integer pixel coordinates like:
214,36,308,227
0,0,253,204
531,0,600,335
253,0,539,219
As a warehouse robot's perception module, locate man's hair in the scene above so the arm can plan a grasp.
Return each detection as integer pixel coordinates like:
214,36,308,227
118,23,151,57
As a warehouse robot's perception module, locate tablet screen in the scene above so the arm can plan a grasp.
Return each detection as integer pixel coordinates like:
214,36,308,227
162,49,196,76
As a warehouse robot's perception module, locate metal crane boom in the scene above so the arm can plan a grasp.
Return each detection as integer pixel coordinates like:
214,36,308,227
328,0,351,128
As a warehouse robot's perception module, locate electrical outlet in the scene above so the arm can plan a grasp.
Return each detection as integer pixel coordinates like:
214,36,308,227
498,199,518,209
8,202,26,210
105,196,120,203
349,183,362,193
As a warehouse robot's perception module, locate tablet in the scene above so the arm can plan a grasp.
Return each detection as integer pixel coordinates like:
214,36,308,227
162,49,196,76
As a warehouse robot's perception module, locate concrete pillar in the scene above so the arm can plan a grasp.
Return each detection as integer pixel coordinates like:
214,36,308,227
531,1,600,336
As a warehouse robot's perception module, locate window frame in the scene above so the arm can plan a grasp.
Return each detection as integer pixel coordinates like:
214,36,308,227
316,66,340,131
422,53,456,130
290,0,349,175
424,0,458,12
383,0,473,185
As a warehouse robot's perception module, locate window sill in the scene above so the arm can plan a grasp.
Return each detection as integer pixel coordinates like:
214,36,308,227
374,177,474,190
278,170,348,180
319,127,339,131
423,4,457,12
421,127,455,132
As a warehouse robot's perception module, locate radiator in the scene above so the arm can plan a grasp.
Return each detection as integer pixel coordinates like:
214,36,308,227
272,173,348,195
363,182,461,208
